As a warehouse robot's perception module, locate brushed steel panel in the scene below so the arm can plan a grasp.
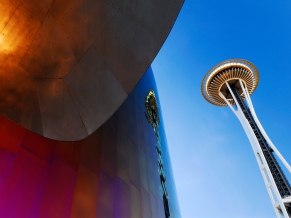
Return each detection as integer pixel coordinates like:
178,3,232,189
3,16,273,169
95,12,163,94
62,82,88,141
18,0,53,21
0,0,18,33
35,78,63,139
21,14,77,79
102,0,184,40
65,46,127,135
50,0,117,61
0,57,43,135
36,78,88,140
0,5,41,64
0,0,183,140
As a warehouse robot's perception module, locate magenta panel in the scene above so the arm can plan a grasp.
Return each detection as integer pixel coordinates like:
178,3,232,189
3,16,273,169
0,115,25,154
0,148,48,218
114,177,130,218
21,130,56,163
38,156,77,218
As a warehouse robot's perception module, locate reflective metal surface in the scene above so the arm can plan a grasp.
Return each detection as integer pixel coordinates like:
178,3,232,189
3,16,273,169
0,67,181,218
0,0,184,140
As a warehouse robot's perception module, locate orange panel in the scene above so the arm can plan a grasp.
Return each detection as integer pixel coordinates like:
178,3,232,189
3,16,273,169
70,165,98,218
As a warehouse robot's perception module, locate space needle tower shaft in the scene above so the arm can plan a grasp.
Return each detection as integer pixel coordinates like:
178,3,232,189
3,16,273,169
201,59,291,217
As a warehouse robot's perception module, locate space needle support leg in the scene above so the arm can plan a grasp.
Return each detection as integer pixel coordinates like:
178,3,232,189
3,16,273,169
239,80,291,174
223,81,288,218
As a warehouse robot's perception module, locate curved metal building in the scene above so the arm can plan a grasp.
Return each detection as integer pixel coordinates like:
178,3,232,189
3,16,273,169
0,67,181,217
0,0,183,217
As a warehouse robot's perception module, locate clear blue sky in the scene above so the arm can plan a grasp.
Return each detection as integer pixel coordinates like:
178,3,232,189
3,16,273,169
152,0,291,217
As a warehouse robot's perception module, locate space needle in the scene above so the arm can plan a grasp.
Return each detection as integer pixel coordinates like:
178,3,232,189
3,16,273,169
201,59,291,217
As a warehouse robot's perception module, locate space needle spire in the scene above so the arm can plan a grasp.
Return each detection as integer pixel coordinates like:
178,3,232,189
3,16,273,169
201,59,291,217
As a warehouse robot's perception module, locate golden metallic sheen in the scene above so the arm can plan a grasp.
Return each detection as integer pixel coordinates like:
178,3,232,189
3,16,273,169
201,59,259,106
0,0,184,141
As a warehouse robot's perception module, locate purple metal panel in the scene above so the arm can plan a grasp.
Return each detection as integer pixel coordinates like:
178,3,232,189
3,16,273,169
96,170,115,218
0,148,49,218
138,147,149,193
38,156,77,218
116,133,130,186
150,192,159,218
158,197,166,218
129,139,141,190
141,187,152,218
70,165,98,218
147,155,158,198
114,177,130,218
130,183,142,218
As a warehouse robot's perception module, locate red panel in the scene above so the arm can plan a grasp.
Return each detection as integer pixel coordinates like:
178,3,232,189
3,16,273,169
38,156,77,218
0,148,15,194
71,165,98,218
55,141,81,170
0,148,49,218
114,177,130,218
0,115,26,154
21,130,56,163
